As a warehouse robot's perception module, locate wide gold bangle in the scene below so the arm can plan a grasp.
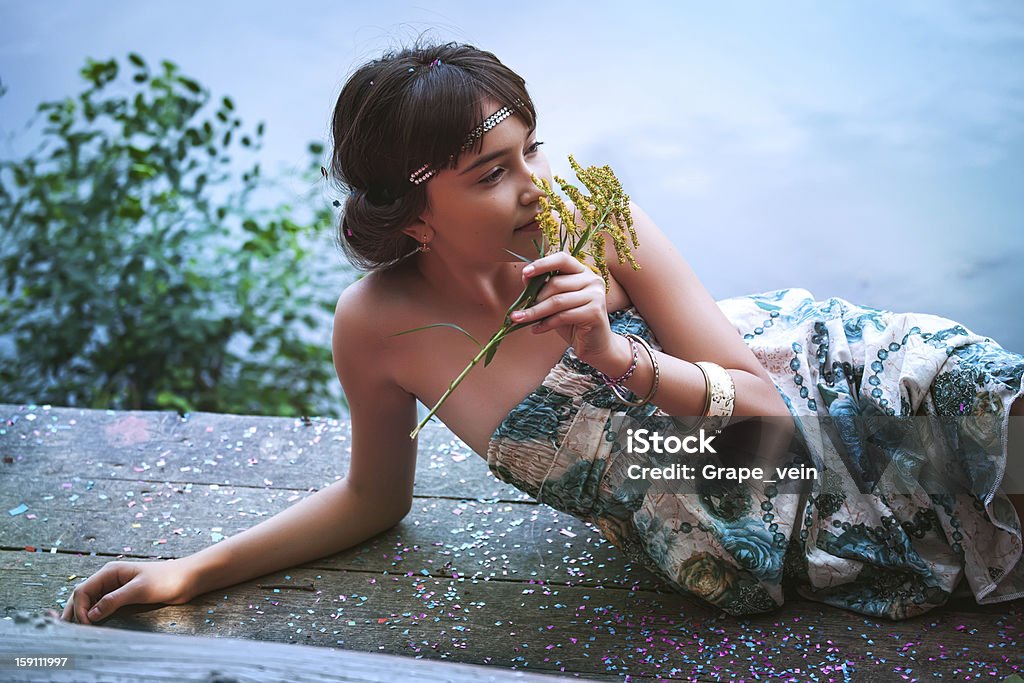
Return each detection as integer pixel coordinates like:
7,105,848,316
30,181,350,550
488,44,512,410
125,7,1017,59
694,361,735,428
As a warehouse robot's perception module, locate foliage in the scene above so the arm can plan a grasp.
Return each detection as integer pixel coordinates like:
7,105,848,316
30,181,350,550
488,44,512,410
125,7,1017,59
0,55,347,417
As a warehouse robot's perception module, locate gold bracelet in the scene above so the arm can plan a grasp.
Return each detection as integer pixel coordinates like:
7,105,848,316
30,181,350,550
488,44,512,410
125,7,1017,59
694,361,735,428
695,362,712,416
606,333,659,407
674,361,712,435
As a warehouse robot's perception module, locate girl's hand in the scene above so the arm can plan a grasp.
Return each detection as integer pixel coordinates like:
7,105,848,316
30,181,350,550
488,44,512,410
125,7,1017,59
60,558,195,625
511,251,628,372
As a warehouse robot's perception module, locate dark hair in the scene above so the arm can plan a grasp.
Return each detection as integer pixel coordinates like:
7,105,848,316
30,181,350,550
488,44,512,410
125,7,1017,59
329,41,536,271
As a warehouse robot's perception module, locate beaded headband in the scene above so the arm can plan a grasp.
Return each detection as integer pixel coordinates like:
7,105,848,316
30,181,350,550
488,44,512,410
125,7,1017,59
361,98,526,208
407,102,520,185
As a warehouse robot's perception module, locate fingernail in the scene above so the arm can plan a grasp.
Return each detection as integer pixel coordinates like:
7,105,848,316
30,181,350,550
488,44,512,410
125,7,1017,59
88,608,100,619
523,265,534,276
510,311,524,321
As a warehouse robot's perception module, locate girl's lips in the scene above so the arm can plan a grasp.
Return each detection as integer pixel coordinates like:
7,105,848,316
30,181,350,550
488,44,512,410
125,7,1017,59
515,219,540,232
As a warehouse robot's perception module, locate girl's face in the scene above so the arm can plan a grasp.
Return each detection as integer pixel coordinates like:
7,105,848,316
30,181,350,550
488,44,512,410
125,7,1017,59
412,104,553,263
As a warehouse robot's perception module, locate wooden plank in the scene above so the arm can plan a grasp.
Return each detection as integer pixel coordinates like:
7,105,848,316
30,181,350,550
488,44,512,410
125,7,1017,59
2,551,1020,682
0,404,517,500
3,404,1022,681
0,476,664,590
0,611,581,682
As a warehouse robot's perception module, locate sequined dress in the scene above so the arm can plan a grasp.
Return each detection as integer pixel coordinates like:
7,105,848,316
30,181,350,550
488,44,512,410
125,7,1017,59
485,288,1024,619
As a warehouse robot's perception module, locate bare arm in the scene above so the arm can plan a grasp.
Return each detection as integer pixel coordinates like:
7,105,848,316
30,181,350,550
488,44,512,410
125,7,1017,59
63,284,418,623
178,478,407,600
183,284,418,598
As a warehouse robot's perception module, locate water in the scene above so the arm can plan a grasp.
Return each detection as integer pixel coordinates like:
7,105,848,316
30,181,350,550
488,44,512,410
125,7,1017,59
2,0,1022,352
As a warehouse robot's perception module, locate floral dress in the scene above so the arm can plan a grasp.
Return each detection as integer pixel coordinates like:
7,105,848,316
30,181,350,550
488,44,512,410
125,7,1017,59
485,288,1024,619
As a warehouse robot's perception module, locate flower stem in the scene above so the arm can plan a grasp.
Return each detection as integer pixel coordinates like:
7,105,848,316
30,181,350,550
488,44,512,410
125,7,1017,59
409,323,509,439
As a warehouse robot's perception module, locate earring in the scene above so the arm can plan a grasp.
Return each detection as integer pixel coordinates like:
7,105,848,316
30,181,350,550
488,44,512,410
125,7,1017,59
418,238,431,253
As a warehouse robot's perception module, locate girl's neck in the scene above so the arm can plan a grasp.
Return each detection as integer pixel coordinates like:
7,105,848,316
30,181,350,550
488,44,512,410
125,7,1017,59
410,249,525,317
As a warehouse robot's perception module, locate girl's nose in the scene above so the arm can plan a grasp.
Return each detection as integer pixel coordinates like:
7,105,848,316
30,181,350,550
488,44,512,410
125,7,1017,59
521,173,545,206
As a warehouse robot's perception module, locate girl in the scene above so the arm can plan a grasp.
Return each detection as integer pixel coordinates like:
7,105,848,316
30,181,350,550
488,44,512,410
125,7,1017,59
62,42,1024,623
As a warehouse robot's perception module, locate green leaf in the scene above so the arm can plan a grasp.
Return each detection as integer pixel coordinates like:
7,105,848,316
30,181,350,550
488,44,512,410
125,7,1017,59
156,390,194,414
483,342,501,366
503,248,533,263
130,163,156,179
389,323,482,348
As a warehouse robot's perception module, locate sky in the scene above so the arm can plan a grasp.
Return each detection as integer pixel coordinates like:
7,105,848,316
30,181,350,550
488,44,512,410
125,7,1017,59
2,0,1023,351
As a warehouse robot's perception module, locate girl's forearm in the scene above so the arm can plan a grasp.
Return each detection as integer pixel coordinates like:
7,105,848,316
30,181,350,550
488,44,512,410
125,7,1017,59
593,335,789,418
590,339,796,465
639,356,789,418
175,478,405,600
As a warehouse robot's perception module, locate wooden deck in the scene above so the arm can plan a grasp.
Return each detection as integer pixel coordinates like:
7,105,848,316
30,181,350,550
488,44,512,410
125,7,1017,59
0,403,1020,681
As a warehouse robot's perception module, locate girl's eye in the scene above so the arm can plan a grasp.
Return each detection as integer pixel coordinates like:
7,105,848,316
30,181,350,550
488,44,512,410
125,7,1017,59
479,141,544,185
481,168,506,185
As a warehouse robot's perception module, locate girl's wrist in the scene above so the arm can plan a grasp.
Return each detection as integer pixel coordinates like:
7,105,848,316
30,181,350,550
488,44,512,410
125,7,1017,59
172,552,223,602
586,333,635,380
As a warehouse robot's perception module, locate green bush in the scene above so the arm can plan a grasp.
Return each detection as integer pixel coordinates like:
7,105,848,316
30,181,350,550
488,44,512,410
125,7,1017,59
0,54,349,417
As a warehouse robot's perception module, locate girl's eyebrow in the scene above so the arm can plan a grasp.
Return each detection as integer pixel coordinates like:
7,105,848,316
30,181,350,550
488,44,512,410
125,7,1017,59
457,126,537,177
458,148,508,176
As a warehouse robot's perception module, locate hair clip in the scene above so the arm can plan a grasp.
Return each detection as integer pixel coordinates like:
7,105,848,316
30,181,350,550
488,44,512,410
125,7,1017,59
408,163,437,185
429,58,442,67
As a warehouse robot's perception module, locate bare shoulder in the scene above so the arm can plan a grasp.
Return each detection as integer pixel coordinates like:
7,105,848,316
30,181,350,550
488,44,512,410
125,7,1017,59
332,269,412,393
333,268,412,347
335,269,393,324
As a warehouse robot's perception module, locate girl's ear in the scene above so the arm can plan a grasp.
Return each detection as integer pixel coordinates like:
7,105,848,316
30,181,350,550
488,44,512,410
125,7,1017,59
400,220,435,245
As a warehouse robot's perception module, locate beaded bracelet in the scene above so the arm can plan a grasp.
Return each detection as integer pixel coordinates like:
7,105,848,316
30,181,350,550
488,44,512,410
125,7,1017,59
606,333,660,407
597,335,639,389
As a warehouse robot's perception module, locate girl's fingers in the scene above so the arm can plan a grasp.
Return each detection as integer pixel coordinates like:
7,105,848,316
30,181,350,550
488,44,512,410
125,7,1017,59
87,582,139,623
63,578,99,623
534,272,593,302
61,562,131,624
66,589,93,626
521,251,585,280
511,291,590,324
531,304,603,334
60,591,75,622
